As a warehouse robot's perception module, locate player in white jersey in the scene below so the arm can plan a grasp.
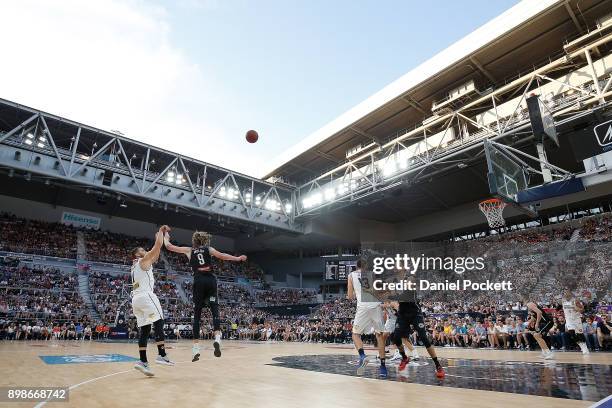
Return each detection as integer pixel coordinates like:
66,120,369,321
562,290,589,354
347,259,387,377
130,225,174,377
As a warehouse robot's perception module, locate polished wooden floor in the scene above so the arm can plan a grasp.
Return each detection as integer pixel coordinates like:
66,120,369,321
0,340,610,408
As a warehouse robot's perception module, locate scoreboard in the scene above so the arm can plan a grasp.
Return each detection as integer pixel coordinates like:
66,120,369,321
324,260,357,281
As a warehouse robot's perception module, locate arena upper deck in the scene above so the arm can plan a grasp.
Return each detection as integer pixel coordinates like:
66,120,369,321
264,0,612,183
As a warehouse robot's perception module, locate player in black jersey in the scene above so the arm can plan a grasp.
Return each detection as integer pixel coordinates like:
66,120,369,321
386,288,445,378
525,301,554,359
164,230,247,361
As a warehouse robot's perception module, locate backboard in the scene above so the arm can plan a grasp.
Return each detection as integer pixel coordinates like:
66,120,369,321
484,139,529,203
483,139,538,217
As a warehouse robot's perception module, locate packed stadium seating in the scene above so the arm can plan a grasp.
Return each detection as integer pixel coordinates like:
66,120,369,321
0,212,610,351
0,212,77,258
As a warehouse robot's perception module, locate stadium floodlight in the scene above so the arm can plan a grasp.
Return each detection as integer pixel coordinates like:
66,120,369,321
26,132,34,139
39,136,46,142
380,158,397,177
244,189,252,204
265,198,281,211
337,181,348,196
255,195,262,206
219,186,227,198
37,142,45,148
25,139,33,145
283,200,292,213
227,187,238,200
324,188,335,201
398,151,409,170
310,192,322,207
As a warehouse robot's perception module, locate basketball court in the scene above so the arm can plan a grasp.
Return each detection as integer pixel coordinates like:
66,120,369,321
1,340,610,407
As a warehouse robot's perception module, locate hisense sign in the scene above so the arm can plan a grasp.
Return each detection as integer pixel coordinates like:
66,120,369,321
61,211,101,230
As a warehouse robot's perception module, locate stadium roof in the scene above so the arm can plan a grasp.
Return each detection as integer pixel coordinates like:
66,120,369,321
263,0,611,182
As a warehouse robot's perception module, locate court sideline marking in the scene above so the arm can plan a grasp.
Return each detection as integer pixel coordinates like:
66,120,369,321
33,360,193,408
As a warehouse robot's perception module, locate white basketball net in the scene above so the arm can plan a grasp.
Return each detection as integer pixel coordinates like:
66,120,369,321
479,199,507,228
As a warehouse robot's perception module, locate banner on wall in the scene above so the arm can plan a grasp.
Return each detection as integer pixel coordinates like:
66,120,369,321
61,211,101,230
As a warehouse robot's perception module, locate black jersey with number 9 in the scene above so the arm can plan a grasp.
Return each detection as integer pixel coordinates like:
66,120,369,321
190,246,212,273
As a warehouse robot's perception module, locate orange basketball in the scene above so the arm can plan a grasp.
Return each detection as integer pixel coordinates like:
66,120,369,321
246,130,259,143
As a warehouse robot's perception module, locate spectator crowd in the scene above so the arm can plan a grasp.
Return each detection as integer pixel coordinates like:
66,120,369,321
0,212,610,352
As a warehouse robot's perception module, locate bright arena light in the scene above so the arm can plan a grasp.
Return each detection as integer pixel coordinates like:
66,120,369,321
264,198,281,211
165,169,186,185
380,158,397,177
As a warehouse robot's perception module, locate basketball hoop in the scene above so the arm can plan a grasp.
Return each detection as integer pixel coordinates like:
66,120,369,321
479,198,507,228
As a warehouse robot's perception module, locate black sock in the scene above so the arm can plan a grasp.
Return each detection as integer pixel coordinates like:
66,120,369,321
358,348,365,357
139,349,147,363
157,344,166,357
432,356,441,369
399,348,407,359
380,358,386,366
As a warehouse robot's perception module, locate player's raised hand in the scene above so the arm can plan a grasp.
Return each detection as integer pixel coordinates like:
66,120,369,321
159,225,171,233
238,255,247,262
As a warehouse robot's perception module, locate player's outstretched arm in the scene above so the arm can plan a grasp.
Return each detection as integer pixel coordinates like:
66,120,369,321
209,247,246,262
141,225,168,270
163,232,192,259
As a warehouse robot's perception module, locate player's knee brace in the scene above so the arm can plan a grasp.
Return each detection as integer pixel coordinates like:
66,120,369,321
139,324,151,347
153,319,165,342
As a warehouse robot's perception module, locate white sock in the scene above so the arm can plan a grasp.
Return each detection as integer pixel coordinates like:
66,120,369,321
192,344,200,353
578,342,589,353
214,333,221,342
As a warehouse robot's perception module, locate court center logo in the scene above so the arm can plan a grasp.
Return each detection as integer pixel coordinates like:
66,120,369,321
593,120,612,147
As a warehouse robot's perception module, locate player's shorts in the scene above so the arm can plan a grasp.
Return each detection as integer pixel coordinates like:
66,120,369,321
565,316,583,332
535,319,554,335
394,310,426,339
193,273,218,307
131,292,163,327
384,315,397,333
352,306,384,334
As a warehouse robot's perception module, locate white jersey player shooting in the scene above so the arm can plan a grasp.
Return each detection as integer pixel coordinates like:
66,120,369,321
130,225,175,376
347,259,387,378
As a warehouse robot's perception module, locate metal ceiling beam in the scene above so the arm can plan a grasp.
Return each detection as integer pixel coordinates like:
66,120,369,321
564,1,584,33
314,149,342,164
0,100,300,232
401,96,427,114
287,162,318,175
469,56,497,84
349,126,382,145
